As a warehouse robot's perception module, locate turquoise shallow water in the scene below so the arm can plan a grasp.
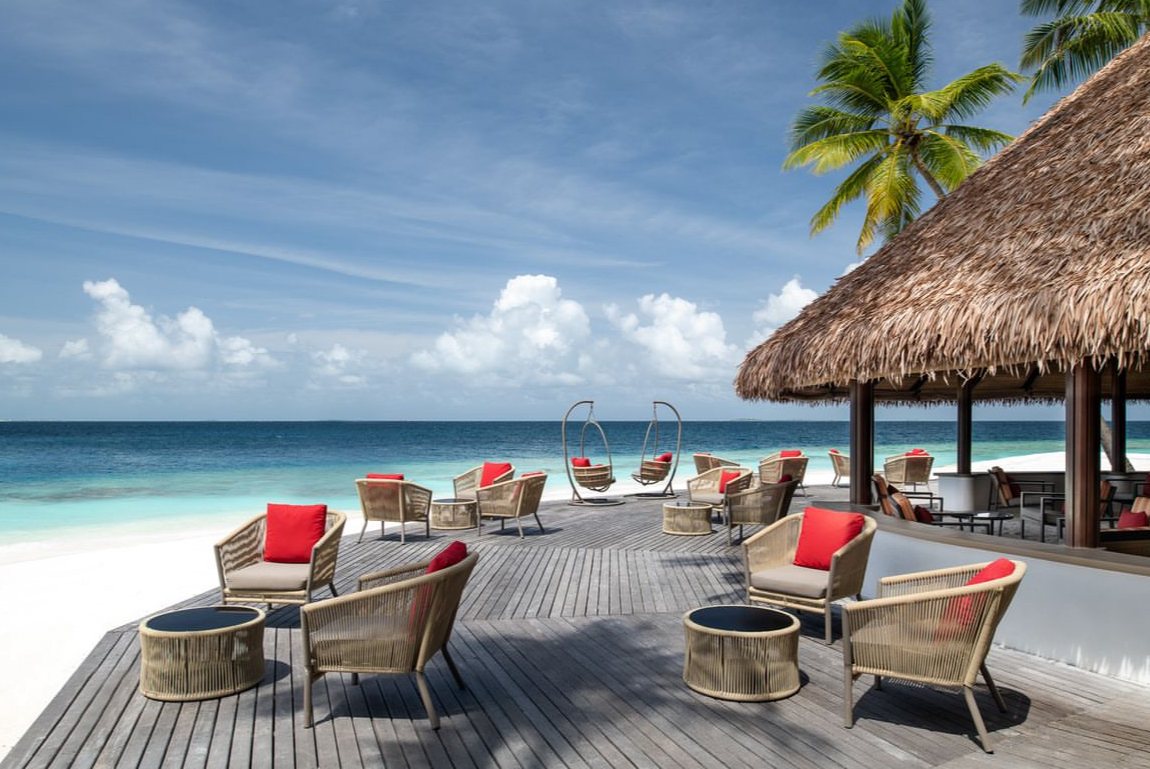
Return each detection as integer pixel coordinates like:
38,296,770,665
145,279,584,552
2,420,1148,544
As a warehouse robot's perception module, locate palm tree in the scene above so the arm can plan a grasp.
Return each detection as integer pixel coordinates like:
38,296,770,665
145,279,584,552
784,0,1022,254
1021,0,1150,102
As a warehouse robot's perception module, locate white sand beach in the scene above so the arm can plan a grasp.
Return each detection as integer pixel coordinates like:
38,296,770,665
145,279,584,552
1,451,1144,759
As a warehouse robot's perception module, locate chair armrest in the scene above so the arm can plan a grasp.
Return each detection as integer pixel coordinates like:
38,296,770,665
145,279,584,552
687,467,723,495
359,561,430,591
903,491,945,511
308,512,346,588
476,477,521,517
453,467,480,499
743,516,802,574
828,521,875,599
215,514,265,583
875,562,986,598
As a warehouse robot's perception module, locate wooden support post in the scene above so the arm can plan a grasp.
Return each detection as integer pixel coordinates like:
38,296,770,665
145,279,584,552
957,378,975,475
849,381,874,505
1110,359,1127,472
1066,362,1101,548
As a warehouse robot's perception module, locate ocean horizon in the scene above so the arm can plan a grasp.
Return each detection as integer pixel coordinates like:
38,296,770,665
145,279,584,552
4,419,1149,546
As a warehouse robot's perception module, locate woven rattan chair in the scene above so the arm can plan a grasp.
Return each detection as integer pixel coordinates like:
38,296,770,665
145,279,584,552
453,463,515,501
692,453,739,474
355,478,432,543
842,560,1027,753
725,478,799,545
1027,479,1116,543
829,450,850,488
759,453,809,495
300,551,479,729
687,466,754,518
215,510,346,607
883,453,935,492
743,510,877,643
475,473,547,538
872,473,945,516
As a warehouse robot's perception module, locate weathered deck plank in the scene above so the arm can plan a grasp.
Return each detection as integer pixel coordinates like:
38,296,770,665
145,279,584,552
6,491,1150,768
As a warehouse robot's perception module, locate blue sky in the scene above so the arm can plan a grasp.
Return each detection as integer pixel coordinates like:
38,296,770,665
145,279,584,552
0,0,1084,420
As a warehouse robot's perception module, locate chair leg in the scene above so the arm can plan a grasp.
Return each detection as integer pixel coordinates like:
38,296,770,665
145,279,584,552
442,646,466,690
329,582,339,597
825,608,833,644
963,685,994,753
415,671,440,729
357,519,368,543
843,672,854,727
533,511,544,534
981,663,1008,713
304,674,314,727
516,517,525,538
400,522,406,544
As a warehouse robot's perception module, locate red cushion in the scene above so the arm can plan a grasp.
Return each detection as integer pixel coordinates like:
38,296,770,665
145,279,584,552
655,452,673,463
793,507,866,571
938,559,1015,636
718,470,742,493
1118,510,1149,529
480,461,513,486
571,457,591,468
908,448,928,455
780,450,802,458
829,448,839,454
264,503,327,564
777,474,793,484
365,473,404,480
913,504,935,523
426,541,468,574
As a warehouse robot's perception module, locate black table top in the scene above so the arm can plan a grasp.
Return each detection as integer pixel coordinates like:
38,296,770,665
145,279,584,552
688,605,794,633
144,606,262,633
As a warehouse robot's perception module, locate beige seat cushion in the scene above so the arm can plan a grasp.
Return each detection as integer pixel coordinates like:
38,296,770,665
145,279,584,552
227,562,311,591
749,564,828,599
691,492,724,506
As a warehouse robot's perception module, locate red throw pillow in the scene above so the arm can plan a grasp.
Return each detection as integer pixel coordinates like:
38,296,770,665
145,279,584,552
264,503,327,563
1118,510,1149,529
829,448,839,454
913,504,935,523
780,450,802,458
718,470,742,493
777,474,793,484
365,473,404,480
937,558,1016,636
480,461,513,486
655,452,673,463
908,448,927,455
571,457,592,468
793,507,866,571
426,541,468,574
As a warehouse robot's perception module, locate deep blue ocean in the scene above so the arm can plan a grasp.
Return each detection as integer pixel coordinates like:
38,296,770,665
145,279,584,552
3,420,1149,543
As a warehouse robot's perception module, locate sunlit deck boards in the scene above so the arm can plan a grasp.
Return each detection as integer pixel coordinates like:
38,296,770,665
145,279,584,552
7,493,1150,768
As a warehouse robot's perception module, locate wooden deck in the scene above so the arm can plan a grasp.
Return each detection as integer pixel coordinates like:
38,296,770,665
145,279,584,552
7,489,1150,768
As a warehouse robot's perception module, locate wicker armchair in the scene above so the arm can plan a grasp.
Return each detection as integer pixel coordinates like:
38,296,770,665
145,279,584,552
725,478,799,545
743,511,877,643
842,560,1027,753
687,466,754,517
215,510,346,607
355,478,432,543
453,463,515,501
872,473,945,516
883,453,935,492
475,473,547,538
300,551,479,729
829,450,850,488
692,453,738,474
759,453,809,495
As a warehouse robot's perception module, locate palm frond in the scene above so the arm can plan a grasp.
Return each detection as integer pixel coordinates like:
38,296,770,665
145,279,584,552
926,65,1024,121
893,0,933,91
938,124,1014,154
783,130,891,173
788,107,877,150
1022,12,1145,100
808,154,886,238
918,133,983,190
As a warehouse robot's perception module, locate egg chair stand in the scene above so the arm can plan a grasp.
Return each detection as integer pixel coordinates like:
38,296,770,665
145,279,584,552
626,400,682,498
562,399,624,506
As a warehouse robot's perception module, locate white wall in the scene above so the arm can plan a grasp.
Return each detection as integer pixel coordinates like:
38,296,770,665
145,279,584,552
866,530,1150,684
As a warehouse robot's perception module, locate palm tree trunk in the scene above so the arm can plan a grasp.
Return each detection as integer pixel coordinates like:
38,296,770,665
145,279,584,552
912,154,947,199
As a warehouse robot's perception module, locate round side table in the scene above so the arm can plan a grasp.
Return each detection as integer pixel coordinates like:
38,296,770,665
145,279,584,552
683,604,800,701
139,605,265,701
663,501,713,535
430,498,479,530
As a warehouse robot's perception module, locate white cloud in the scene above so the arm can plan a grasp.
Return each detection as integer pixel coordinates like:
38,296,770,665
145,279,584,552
0,334,42,364
747,277,817,347
411,274,592,386
605,293,740,381
59,338,91,359
81,278,275,371
311,343,369,387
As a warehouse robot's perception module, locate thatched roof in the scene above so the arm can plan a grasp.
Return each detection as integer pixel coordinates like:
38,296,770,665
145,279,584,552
737,32,1150,405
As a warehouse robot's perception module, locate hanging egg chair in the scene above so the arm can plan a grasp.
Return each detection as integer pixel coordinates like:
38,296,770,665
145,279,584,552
562,400,624,506
627,400,682,498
